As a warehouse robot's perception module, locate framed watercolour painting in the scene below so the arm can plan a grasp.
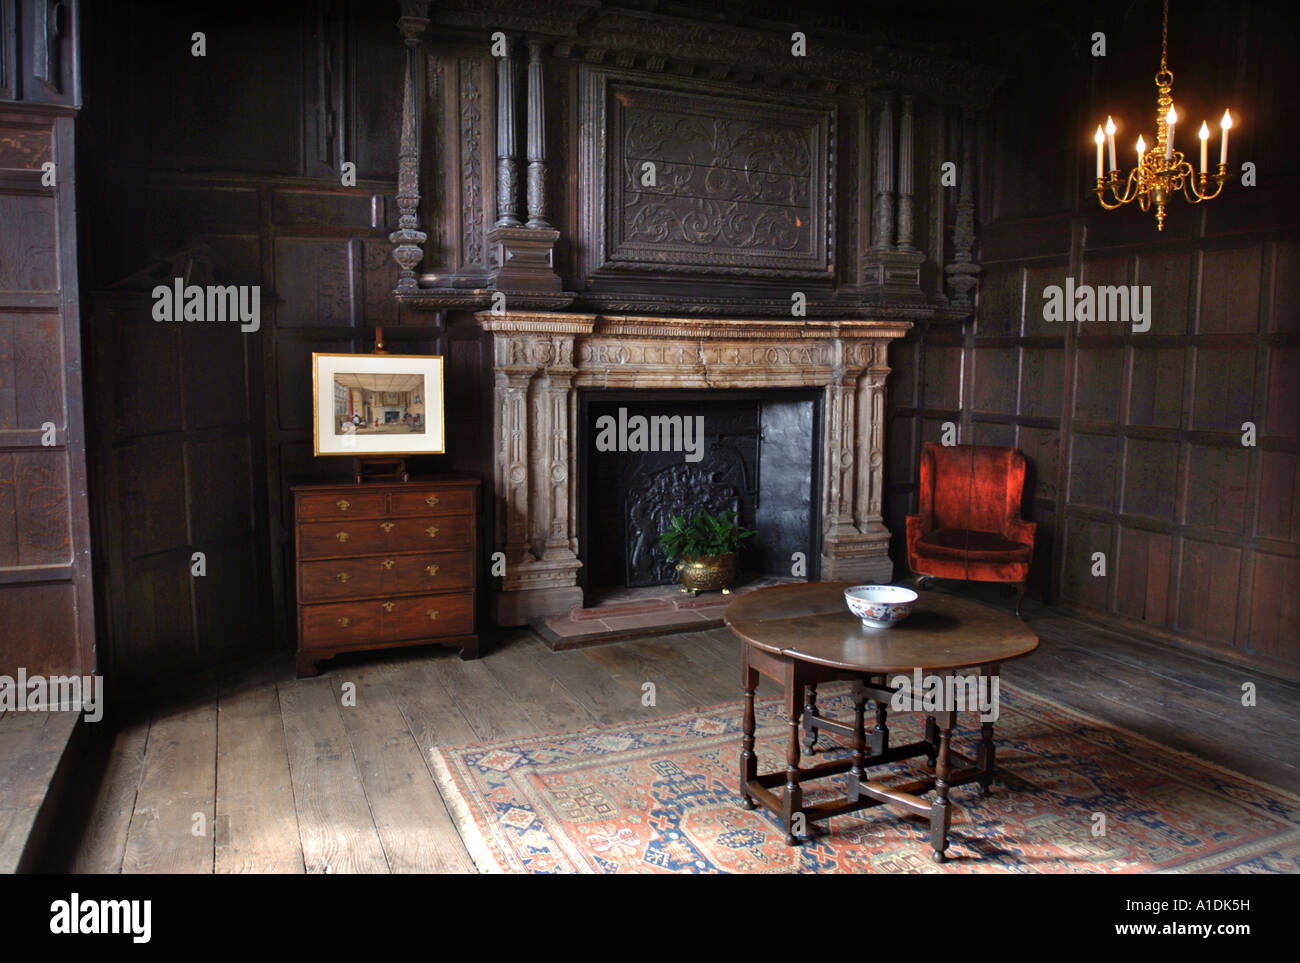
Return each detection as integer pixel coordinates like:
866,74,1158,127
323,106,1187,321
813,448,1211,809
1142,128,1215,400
312,352,445,456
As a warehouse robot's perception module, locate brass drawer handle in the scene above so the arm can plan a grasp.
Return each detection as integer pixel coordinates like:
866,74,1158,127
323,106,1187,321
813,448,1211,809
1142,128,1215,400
337,616,352,627
335,531,350,543
381,559,396,570
425,526,439,538
336,499,350,511
426,609,439,621
425,494,439,507
380,521,396,533
381,601,396,613
335,572,351,583
426,564,440,577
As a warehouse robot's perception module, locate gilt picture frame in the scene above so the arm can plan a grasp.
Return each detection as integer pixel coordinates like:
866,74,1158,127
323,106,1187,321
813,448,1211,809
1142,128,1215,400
312,352,445,456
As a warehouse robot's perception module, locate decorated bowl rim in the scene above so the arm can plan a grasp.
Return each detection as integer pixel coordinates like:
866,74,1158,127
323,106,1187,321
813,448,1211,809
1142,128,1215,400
843,584,919,604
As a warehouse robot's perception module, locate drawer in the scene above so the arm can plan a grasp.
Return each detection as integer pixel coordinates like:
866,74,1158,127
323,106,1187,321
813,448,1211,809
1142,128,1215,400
301,601,381,647
298,491,387,521
383,514,473,553
300,558,385,603
387,551,474,595
388,488,474,517
299,521,388,558
381,593,474,642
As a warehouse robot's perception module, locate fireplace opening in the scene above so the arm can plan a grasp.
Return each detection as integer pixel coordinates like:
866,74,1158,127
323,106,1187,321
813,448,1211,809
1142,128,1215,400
577,389,823,594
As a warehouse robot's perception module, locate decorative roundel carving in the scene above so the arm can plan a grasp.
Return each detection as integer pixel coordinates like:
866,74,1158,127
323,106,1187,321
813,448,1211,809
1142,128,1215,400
839,448,853,467
550,464,567,483
870,452,883,467
531,342,555,365
508,465,526,485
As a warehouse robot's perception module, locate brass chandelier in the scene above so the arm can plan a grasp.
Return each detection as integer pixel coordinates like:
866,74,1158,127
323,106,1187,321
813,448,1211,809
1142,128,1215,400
1092,0,1233,230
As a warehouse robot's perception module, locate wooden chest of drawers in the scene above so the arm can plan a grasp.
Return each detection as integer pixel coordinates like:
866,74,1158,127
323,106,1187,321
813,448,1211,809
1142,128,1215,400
291,478,479,677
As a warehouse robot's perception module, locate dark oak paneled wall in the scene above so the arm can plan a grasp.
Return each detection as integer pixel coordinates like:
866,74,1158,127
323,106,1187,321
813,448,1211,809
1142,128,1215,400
62,0,1299,685
79,2,410,684
0,0,91,679
886,0,1300,677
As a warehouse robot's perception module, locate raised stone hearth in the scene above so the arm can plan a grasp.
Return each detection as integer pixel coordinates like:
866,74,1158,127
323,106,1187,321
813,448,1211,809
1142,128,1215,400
473,312,911,626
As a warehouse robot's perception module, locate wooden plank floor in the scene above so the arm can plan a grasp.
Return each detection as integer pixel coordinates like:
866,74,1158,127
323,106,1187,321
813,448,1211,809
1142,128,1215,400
49,603,1300,873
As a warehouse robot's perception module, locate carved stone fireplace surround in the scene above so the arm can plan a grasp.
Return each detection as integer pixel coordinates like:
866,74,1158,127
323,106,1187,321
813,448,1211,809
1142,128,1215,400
476,312,910,626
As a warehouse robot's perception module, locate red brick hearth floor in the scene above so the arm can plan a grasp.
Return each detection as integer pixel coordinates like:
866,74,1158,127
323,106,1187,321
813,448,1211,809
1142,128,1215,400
533,576,800,649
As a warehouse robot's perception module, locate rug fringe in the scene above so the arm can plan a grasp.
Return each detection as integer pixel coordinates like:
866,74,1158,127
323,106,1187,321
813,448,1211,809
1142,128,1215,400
430,747,506,875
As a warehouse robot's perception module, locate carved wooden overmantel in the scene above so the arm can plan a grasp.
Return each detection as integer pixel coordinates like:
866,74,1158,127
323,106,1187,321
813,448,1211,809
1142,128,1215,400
391,0,1005,318
474,311,909,625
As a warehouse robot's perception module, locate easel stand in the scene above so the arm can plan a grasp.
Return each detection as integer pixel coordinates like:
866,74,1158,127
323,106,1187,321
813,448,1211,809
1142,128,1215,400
353,457,409,484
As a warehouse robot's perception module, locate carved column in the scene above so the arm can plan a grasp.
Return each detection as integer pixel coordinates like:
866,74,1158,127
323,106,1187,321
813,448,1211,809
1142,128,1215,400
389,2,431,292
525,40,550,229
872,93,895,250
945,108,981,310
862,91,924,304
487,39,563,294
494,40,521,228
896,94,916,252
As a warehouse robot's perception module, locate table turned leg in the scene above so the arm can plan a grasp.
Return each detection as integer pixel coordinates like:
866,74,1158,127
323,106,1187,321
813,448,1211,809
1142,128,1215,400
783,710,804,845
977,719,996,797
924,715,938,769
976,663,999,796
740,661,758,811
871,696,890,756
802,684,820,755
847,681,867,802
930,710,955,863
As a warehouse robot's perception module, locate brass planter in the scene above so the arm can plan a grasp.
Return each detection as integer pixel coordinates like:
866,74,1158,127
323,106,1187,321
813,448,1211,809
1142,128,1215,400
674,554,736,596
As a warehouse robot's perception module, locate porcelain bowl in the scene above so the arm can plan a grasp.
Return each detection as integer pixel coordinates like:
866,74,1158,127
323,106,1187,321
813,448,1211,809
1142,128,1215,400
843,584,919,628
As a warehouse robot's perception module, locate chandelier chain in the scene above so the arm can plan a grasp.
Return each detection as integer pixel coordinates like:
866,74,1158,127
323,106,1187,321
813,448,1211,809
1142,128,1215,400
1161,0,1169,71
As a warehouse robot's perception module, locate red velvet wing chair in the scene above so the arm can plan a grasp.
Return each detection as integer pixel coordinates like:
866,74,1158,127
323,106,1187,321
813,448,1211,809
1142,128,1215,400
905,443,1036,617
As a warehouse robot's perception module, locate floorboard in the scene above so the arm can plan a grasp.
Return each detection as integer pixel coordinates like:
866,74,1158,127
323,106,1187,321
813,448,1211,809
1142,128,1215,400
278,678,390,874
59,600,1300,872
119,688,218,874
332,675,475,874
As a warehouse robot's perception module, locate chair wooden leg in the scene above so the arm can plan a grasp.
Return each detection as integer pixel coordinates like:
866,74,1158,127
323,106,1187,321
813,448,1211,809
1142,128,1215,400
1014,581,1027,619
914,574,934,591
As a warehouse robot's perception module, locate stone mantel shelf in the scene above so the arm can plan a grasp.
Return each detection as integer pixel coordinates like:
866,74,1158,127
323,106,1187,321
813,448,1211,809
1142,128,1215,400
473,311,911,627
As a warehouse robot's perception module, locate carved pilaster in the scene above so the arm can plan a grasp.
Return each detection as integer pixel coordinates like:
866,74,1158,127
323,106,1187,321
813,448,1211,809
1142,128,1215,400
821,340,893,582
497,367,535,564
495,40,521,228
896,95,916,252
389,3,431,291
946,109,981,310
525,40,550,229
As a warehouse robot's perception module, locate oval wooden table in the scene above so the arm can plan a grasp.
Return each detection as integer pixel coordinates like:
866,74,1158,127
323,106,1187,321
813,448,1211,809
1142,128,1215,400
724,582,1039,862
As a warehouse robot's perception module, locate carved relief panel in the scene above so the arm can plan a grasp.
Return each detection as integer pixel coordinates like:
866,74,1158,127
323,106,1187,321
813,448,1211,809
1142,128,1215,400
579,66,835,285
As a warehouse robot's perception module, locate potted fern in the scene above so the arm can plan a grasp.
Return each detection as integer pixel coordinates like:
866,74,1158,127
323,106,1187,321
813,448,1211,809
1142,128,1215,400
659,509,756,596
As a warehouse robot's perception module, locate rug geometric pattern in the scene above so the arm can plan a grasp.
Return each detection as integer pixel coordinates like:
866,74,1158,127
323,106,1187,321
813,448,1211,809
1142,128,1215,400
430,683,1300,873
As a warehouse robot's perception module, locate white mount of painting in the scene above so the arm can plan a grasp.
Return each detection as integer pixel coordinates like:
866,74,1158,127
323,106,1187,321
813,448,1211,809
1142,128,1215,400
312,352,445,456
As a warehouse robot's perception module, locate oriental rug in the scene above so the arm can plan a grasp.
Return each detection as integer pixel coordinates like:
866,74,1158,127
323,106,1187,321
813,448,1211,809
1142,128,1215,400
429,683,1300,873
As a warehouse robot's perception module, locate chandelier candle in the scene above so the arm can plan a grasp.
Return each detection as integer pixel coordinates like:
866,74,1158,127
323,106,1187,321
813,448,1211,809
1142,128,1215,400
1092,0,1233,230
